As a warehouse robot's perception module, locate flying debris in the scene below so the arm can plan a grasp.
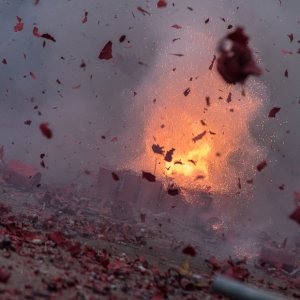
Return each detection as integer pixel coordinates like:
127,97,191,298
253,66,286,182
217,27,261,84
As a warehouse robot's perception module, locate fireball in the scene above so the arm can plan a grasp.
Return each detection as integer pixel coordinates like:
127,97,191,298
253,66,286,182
125,28,266,195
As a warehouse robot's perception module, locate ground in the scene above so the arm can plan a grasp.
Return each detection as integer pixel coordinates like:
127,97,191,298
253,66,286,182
0,181,299,300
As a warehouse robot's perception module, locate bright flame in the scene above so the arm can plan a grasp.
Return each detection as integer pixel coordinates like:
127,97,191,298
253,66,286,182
165,143,211,178
125,27,267,195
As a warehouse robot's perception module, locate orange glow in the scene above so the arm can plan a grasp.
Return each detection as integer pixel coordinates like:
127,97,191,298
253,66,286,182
165,143,211,178
125,29,266,195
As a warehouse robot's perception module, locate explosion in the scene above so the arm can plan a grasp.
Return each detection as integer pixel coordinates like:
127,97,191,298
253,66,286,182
126,28,266,195
165,142,211,178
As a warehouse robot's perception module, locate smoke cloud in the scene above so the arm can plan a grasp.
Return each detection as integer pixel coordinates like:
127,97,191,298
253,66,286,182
0,0,300,241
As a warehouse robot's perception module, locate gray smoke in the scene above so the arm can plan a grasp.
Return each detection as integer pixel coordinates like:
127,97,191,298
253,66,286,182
0,0,299,240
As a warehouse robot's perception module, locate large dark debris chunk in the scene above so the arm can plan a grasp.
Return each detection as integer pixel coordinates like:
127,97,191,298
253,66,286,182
217,27,261,84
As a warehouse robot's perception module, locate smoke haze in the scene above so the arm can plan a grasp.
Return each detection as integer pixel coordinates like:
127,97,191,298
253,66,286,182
1,0,300,239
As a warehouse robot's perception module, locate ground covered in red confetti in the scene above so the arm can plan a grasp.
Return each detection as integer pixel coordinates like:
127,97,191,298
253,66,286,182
0,179,299,300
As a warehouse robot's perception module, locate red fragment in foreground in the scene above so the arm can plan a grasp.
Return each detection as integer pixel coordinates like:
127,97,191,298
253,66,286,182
256,160,267,172
268,107,281,118
182,245,197,257
14,16,24,32
39,123,53,139
99,41,113,60
217,27,261,84
3,160,42,190
157,0,167,8
0,268,11,283
289,206,300,225
33,26,56,42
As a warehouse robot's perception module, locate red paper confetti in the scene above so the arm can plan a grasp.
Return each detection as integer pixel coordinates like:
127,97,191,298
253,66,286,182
0,145,3,161
226,92,232,103
111,172,120,181
206,256,221,271
152,144,165,155
225,259,250,281
41,33,56,42
137,6,151,16
183,87,191,96
289,207,300,225
140,213,146,223
46,231,65,245
142,171,156,182
68,242,81,257
182,245,197,257
29,72,37,80
164,148,175,162
237,177,241,189
2,58,7,64
119,35,126,43
82,11,88,24
167,186,180,196
171,24,182,29
24,120,32,125
33,26,56,42
205,96,210,106
157,0,167,8
294,191,300,205
33,26,41,37
284,69,288,77
39,123,53,139
256,160,267,172
14,16,24,32
281,49,293,55
217,27,261,84
192,131,207,143
98,41,113,60
287,33,294,42
209,55,216,70
268,107,281,118
0,269,11,283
